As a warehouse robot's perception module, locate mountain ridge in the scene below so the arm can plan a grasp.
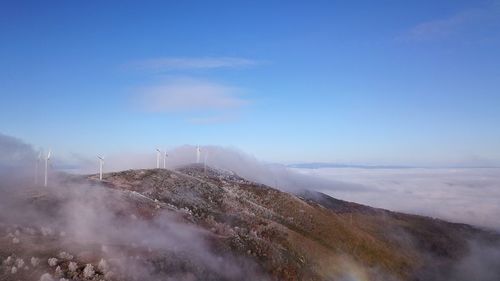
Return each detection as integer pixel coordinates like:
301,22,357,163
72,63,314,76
1,164,499,281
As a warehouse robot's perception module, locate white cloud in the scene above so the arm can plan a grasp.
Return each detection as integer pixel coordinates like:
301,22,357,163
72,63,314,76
137,77,249,113
295,167,500,231
131,57,260,71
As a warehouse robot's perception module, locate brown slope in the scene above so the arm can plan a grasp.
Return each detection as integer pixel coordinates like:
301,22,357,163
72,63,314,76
94,165,423,280
3,164,496,281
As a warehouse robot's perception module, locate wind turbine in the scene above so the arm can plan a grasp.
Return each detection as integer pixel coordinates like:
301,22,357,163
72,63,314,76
44,149,51,187
163,151,168,169
156,148,161,168
35,151,42,185
204,151,208,174
97,156,104,181
196,146,201,164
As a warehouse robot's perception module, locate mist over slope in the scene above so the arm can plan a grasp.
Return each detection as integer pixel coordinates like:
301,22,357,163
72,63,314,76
3,131,500,231
2,164,500,281
1,132,500,280
65,142,500,231
2,131,500,231
69,145,367,194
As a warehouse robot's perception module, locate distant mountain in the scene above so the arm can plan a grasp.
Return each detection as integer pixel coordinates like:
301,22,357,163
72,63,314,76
288,162,415,169
1,164,499,281
288,162,500,169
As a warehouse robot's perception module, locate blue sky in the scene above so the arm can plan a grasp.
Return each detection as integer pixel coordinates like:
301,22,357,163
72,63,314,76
1,0,499,165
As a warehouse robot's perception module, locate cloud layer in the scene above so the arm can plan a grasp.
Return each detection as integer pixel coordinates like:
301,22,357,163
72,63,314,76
295,167,500,231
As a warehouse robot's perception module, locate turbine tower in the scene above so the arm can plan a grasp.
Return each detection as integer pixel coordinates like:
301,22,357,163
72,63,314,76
35,151,41,185
44,149,51,187
196,146,201,163
204,151,208,174
163,151,168,169
156,148,161,168
97,156,104,181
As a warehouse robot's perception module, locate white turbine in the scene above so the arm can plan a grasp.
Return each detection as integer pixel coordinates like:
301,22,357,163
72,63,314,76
44,149,51,187
97,156,104,181
163,151,168,169
35,151,42,185
196,146,201,164
156,148,161,168
204,151,208,174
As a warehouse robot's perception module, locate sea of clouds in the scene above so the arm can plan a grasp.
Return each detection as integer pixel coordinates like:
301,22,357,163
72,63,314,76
294,167,500,231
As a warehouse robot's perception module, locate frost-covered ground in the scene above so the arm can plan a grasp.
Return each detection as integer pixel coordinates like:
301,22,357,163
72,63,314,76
293,167,500,231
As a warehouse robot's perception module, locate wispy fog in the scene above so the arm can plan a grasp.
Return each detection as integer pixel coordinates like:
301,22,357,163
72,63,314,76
70,145,369,194
294,167,500,231
70,146,500,232
0,134,268,281
2,132,500,280
4,128,499,232
0,133,36,167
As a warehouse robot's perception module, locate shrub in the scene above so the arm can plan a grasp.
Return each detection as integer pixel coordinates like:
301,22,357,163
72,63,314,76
48,258,58,267
58,252,73,260
55,266,63,277
68,261,78,272
3,256,13,266
83,264,95,278
15,258,24,268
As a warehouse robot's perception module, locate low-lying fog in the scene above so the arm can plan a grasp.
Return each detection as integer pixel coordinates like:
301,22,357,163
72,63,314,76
294,167,500,231
2,131,500,232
